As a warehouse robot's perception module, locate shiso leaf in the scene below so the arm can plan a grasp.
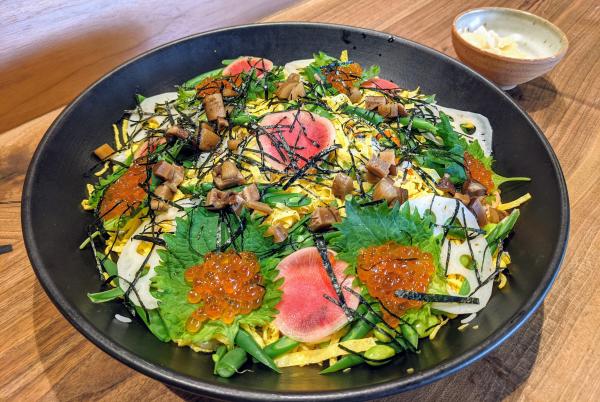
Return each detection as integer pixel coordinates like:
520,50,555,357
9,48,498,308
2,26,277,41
151,207,282,348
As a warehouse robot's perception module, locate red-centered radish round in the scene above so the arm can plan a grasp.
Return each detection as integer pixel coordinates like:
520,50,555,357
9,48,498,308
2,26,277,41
273,247,359,343
258,111,336,171
361,77,400,90
222,56,273,77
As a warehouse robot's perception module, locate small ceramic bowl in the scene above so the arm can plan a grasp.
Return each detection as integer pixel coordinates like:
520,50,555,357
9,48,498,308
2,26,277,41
452,7,568,89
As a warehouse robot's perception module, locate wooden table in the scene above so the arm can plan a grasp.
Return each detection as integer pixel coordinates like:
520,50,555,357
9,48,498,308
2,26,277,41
1,0,599,400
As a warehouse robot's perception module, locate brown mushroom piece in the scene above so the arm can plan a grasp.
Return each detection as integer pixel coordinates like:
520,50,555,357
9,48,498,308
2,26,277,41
245,200,273,215
216,117,229,131
487,207,508,224
166,125,189,140
205,188,231,211
227,138,241,151
377,103,408,118
241,183,260,202
348,86,362,104
213,160,245,190
222,86,238,97
332,173,355,199
366,156,391,179
378,150,397,176
93,143,115,160
364,96,387,111
469,197,488,227
228,193,246,216
151,184,175,211
164,165,185,193
152,161,176,181
275,73,306,101
373,177,408,206
463,179,487,198
436,173,456,195
198,122,221,152
454,192,471,205
308,207,341,232
203,93,226,121
266,225,288,243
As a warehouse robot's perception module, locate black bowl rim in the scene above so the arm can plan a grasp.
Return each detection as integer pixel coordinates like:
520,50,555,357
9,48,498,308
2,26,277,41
22,21,569,401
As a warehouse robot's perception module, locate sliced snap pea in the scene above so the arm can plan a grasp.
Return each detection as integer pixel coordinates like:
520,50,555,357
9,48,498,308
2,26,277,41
264,336,299,358
320,354,365,374
398,116,437,133
235,329,281,373
401,323,419,349
215,348,247,378
212,345,227,374
341,306,377,342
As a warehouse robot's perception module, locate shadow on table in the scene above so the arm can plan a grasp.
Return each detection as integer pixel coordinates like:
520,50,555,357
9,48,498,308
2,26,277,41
166,307,544,402
507,76,559,112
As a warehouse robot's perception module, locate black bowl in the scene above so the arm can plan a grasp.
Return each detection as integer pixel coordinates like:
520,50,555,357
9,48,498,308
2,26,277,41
22,23,569,400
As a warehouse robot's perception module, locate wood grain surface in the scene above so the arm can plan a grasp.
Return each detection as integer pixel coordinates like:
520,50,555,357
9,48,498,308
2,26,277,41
1,0,599,400
0,0,298,132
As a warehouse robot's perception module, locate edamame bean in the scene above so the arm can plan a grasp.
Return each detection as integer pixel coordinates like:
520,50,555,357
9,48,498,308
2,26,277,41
364,344,396,366
373,322,395,343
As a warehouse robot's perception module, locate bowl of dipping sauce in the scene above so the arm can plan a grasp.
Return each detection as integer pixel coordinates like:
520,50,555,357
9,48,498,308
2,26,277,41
452,7,568,89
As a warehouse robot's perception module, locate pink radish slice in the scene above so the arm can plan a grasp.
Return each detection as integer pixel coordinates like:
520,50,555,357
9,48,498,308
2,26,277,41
361,77,400,90
273,247,359,343
258,110,336,171
222,56,274,77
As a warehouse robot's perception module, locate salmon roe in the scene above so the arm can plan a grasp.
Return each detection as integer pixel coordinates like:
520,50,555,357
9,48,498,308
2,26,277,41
324,63,363,94
99,164,149,220
357,243,435,327
464,152,494,192
184,250,264,332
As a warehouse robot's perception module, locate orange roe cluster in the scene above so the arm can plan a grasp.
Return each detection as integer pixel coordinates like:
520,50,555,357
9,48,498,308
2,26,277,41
100,163,148,220
183,250,264,333
357,243,435,327
324,62,363,94
464,152,494,192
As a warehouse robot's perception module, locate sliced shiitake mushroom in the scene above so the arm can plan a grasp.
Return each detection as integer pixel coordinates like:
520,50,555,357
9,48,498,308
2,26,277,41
203,93,226,121
373,177,408,206
198,122,221,152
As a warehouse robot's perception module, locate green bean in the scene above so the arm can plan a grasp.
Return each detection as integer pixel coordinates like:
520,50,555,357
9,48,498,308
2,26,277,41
87,287,124,303
459,254,475,270
235,329,282,373
264,336,299,358
319,354,365,374
183,67,224,89
342,104,384,126
212,345,227,374
401,323,419,349
215,347,247,378
364,344,396,366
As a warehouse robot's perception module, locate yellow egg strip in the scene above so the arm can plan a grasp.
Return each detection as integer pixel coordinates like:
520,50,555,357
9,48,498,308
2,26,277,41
274,337,377,367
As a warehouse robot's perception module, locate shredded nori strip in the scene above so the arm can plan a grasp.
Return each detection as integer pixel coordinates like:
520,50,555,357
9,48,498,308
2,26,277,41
394,290,479,304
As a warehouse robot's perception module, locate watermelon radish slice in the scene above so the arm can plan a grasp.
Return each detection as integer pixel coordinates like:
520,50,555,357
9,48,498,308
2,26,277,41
222,56,273,77
258,110,336,171
361,77,400,90
273,247,359,343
